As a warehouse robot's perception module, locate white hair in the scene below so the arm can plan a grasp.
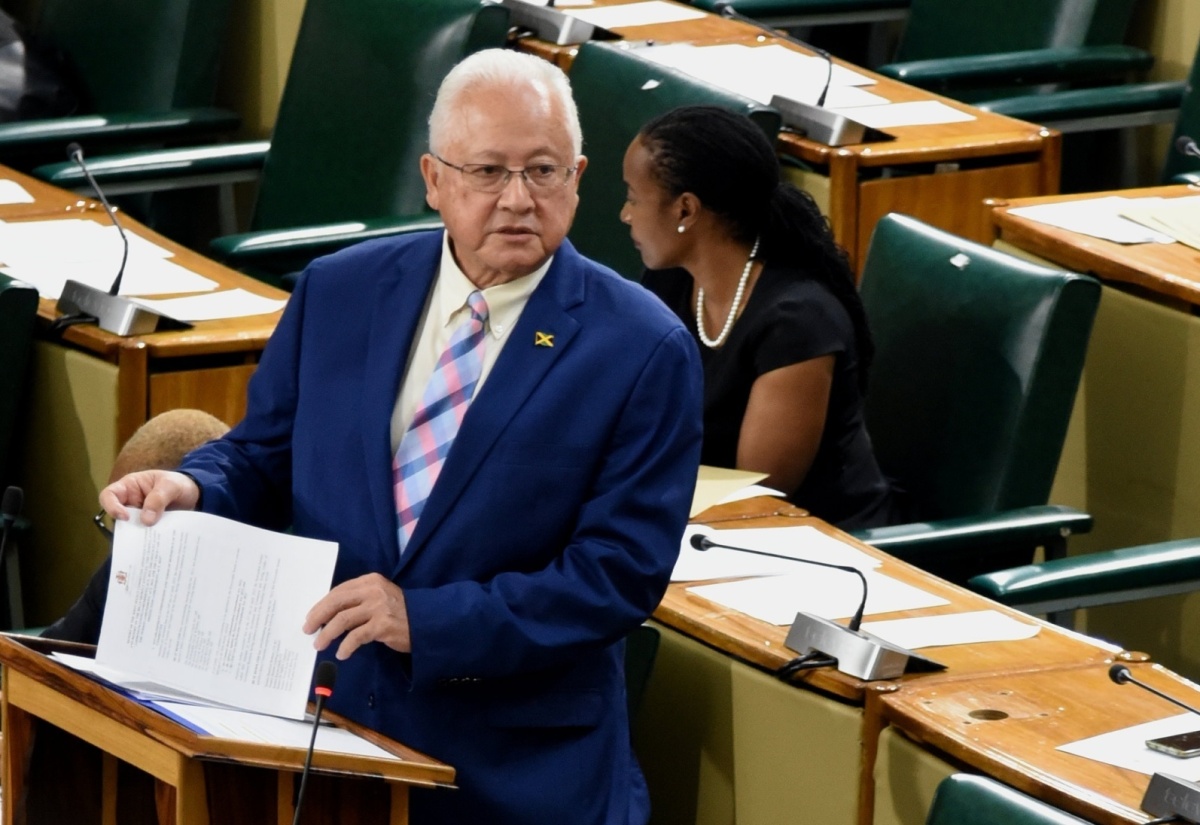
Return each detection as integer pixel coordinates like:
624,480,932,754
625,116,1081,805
428,48,582,158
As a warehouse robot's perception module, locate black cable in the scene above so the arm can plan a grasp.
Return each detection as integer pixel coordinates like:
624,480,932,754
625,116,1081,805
48,312,99,336
775,651,837,681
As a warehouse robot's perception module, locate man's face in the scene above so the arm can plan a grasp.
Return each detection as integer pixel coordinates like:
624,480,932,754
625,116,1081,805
421,81,587,287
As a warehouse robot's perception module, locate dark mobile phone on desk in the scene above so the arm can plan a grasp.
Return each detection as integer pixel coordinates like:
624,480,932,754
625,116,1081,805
1146,730,1200,758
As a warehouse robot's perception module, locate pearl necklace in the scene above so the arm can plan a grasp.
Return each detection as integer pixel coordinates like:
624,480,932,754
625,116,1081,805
696,237,760,349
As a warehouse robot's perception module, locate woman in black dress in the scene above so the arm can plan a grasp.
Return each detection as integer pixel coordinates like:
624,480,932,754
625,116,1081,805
622,105,900,530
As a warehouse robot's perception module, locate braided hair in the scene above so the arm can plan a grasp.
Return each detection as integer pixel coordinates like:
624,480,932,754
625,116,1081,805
636,105,874,388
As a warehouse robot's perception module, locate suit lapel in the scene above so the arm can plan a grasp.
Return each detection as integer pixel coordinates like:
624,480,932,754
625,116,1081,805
396,243,587,570
362,234,442,564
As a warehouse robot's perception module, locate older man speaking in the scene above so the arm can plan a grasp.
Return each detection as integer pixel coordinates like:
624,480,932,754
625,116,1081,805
100,49,702,824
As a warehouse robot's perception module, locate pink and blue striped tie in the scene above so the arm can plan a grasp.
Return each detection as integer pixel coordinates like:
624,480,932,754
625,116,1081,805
393,290,489,553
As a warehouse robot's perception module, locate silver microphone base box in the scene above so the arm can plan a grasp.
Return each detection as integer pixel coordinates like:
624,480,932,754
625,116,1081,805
56,280,184,336
770,95,893,147
498,0,617,45
1143,772,1200,823
784,612,944,681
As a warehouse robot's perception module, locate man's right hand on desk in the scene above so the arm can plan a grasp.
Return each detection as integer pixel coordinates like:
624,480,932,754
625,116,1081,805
99,470,200,525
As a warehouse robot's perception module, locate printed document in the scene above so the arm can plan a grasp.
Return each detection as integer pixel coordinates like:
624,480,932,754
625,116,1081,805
94,509,337,720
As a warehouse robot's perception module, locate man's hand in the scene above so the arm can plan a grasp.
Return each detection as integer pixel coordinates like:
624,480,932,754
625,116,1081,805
99,470,201,525
304,573,411,659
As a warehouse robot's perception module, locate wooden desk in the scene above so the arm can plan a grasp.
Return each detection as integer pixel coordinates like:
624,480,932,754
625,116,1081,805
872,662,1198,825
988,187,1200,678
0,166,286,624
0,635,453,824
634,498,1121,825
514,1,1058,269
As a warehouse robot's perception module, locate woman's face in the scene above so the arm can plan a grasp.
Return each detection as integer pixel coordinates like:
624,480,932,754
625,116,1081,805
620,138,685,271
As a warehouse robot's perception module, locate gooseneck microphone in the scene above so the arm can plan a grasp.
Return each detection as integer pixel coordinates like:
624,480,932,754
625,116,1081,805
690,532,868,631
711,0,833,106
1175,135,1200,161
1110,663,1200,717
293,661,338,825
66,142,129,296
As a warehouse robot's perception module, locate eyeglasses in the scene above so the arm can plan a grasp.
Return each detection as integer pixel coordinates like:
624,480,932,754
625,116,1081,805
433,154,576,194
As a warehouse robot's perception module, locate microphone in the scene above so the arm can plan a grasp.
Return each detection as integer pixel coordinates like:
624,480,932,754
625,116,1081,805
52,143,185,337
709,1,888,146
690,531,944,681
293,661,337,825
1110,663,1200,717
1176,135,1200,161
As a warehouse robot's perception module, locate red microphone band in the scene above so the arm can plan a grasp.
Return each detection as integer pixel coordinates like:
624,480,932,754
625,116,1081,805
314,686,333,698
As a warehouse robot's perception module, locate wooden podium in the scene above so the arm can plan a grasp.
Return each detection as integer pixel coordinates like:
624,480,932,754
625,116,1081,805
0,635,455,824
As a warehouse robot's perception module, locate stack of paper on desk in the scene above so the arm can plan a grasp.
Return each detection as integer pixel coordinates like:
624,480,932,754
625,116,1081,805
1007,196,1177,244
1119,196,1200,252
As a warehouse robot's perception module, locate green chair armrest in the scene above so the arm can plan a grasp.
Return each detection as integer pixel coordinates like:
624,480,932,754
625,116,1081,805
690,0,907,13
33,140,271,188
0,107,240,152
876,45,1153,92
979,81,1185,123
211,215,446,267
968,537,1200,613
1172,172,1200,186
849,505,1092,565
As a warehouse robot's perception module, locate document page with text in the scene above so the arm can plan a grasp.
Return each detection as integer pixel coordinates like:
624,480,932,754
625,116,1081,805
96,509,337,720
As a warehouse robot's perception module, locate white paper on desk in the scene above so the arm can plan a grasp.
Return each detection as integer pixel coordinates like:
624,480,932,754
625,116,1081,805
691,465,769,517
0,219,173,266
565,1,705,28
716,484,785,506
673,524,881,582
831,100,975,128
688,568,948,625
1007,196,1176,244
860,610,1039,650
0,179,33,204
96,509,337,720
150,701,400,759
1058,713,1200,779
134,288,287,321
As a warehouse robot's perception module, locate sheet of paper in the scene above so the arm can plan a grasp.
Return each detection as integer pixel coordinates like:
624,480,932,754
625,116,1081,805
1058,713,1200,779
691,465,769,516
3,257,218,300
716,484,785,506
96,509,337,720
688,568,948,625
150,701,401,759
134,288,287,321
1120,196,1200,251
0,179,34,204
673,524,882,582
860,610,1039,650
1007,196,1176,244
565,1,706,28
831,100,975,128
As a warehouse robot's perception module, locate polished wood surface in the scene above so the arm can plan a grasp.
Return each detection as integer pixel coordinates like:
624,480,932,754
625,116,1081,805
0,635,453,825
0,166,98,218
660,499,1118,705
990,185,1200,309
873,662,1200,825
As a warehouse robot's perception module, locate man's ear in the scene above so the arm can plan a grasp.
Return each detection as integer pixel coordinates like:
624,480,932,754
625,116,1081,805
420,153,441,211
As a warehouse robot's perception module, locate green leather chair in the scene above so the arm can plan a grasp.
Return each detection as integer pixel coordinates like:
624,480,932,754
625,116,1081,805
0,274,39,630
926,775,1090,825
850,214,1101,585
688,0,908,29
35,0,510,285
0,0,238,171
567,41,783,282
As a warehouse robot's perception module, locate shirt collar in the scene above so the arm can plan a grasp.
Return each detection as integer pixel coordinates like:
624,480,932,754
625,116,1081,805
436,232,552,339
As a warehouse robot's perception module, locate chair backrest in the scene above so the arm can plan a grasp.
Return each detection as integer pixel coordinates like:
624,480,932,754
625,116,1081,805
1163,37,1200,182
250,0,510,232
33,0,233,112
895,0,1137,63
926,775,1090,825
0,274,39,488
859,214,1100,522
567,42,783,281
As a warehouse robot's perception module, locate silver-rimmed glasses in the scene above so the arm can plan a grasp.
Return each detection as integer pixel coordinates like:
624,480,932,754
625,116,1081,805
433,154,576,194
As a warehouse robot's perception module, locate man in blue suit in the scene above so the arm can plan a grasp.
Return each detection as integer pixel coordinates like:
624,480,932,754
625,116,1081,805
100,49,702,823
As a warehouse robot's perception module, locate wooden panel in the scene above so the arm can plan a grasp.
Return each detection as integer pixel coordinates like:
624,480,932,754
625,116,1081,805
856,160,1045,268
149,363,259,429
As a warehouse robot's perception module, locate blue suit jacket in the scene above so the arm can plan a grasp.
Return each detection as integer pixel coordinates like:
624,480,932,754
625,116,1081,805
181,231,703,824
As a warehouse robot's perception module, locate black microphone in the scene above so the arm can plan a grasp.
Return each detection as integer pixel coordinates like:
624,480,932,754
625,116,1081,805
66,142,129,297
1176,135,1200,161
1110,663,1200,717
293,661,337,825
712,0,833,107
690,531,868,631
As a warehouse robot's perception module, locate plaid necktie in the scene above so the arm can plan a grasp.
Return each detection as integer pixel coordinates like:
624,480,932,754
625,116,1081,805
393,290,489,553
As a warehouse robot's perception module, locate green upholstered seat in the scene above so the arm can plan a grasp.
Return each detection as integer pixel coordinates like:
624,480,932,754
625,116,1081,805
926,775,1090,825
0,0,238,170
567,41,782,282
0,274,39,630
850,214,1101,584
687,0,909,27
35,0,511,285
